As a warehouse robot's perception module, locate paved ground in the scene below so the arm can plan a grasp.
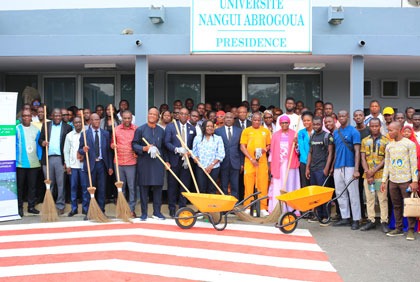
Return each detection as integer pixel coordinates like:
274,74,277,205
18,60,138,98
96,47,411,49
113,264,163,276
2,203,420,281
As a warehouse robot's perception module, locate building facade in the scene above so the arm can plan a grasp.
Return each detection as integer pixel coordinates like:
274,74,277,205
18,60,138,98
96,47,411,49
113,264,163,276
1,0,420,123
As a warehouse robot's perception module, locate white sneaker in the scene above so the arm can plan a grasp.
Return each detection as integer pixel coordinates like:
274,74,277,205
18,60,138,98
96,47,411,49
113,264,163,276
260,210,270,217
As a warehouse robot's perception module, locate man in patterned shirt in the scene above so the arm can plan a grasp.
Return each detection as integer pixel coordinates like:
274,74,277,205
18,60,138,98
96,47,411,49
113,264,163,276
360,118,390,233
381,121,418,240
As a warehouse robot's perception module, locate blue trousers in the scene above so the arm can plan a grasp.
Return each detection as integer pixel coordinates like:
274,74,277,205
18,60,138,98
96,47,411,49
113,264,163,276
167,161,191,211
83,160,106,212
220,165,240,199
140,185,162,216
310,169,329,219
70,168,87,212
196,167,220,194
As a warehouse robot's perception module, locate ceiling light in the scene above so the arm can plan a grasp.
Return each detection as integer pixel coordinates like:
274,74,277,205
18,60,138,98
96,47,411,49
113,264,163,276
293,63,326,70
84,63,117,69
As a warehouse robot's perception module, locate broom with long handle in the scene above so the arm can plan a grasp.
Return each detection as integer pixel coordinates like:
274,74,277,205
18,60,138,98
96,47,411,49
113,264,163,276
41,105,59,222
81,111,109,223
176,134,224,195
142,137,190,193
110,106,132,222
172,120,199,193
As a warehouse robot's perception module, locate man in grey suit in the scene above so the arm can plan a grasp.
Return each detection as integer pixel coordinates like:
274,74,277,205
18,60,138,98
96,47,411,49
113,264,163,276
215,112,243,199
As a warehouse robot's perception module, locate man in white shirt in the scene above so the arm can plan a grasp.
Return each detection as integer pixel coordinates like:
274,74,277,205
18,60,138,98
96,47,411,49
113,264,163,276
364,100,385,126
412,112,420,143
117,100,136,124
275,97,302,132
63,116,86,216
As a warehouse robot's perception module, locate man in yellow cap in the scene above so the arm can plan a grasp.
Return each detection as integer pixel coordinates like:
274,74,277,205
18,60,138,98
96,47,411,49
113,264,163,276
381,107,395,135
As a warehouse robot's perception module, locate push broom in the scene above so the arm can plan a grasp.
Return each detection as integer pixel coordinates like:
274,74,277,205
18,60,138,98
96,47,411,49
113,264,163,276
81,110,109,223
110,105,132,222
41,105,59,222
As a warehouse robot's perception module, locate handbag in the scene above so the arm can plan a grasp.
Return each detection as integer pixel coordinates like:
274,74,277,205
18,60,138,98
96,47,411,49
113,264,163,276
403,192,420,217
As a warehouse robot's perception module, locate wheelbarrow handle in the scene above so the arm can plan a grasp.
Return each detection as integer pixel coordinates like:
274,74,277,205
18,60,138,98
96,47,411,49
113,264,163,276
330,177,358,203
235,191,261,207
321,174,332,187
323,177,358,222
238,195,269,211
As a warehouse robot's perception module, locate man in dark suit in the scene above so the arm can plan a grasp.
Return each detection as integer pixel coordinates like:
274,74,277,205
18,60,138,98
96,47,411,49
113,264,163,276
234,106,252,130
233,106,251,201
39,108,73,214
215,112,243,199
164,107,196,217
78,113,113,213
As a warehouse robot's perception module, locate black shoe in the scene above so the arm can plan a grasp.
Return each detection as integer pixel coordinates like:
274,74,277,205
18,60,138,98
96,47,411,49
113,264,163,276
333,218,351,227
27,208,40,215
169,209,175,218
351,221,360,230
83,215,88,221
381,222,391,233
360,220,376,231
18,207,24,217
57,208,65,215
68,210,78,217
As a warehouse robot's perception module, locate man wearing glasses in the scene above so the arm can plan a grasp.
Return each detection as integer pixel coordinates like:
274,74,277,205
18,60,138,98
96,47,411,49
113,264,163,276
172,109,180,121
164,108,196,217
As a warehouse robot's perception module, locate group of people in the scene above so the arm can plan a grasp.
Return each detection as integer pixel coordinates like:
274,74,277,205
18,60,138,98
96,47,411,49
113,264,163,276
15,97,420,241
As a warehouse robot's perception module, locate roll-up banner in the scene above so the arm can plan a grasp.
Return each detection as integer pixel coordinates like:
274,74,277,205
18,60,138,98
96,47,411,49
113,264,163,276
0,92,19,221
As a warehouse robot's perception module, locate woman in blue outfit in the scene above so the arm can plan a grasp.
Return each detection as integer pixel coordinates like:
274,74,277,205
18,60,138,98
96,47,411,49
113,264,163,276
192,120,225,194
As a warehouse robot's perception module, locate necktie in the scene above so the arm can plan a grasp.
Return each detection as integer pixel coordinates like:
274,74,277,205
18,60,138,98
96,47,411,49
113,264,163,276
242,121,245,130
228,126,232,141
94,130,100,158
181,125,186,143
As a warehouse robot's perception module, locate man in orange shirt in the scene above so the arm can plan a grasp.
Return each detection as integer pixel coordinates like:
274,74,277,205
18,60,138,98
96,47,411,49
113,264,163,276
111,110,138,217
240,113,271,216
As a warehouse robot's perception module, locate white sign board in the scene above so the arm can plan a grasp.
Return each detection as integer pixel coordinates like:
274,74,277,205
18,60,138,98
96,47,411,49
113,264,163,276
191,0,312,53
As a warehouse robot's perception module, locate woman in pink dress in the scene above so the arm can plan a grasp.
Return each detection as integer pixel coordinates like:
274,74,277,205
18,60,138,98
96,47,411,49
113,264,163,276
269,115,300,213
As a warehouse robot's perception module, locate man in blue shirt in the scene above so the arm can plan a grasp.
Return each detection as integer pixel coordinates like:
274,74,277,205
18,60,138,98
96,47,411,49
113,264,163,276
38,108,72,215
333,110,361,230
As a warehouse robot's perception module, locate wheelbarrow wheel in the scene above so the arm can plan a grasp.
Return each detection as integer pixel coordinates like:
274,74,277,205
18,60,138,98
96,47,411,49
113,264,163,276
278,212,298,234
175,207,197,229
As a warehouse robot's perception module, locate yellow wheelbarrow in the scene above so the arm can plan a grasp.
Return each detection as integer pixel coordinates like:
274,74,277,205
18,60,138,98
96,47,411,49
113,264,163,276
176,191,266,230
275,178,357,234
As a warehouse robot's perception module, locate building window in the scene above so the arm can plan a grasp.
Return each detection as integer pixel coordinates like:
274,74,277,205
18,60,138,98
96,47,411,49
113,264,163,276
44,77,76,110
381,80,398,97
286,74,321,111
5,75,38,112
83,77,115,111
364,80,372,97
247,77,280,108
167,74,201,110
408,80,420,98
121,74,154,114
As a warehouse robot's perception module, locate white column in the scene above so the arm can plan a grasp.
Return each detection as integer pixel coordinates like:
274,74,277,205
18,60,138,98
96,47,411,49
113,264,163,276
350,55,364,118
135,55,148,125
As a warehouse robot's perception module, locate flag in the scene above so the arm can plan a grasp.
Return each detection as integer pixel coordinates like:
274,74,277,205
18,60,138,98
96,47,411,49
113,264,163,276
0,220,342,281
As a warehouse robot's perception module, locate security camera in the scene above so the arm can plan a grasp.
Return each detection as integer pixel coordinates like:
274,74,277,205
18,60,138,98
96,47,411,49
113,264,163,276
358,40,366,47
135,40,142,46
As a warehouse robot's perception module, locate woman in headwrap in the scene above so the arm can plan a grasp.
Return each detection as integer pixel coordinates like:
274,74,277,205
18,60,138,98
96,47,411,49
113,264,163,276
269,115,300,213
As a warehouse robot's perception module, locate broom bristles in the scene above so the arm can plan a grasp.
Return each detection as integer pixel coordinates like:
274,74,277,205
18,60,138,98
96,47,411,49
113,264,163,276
41,188,58,222
234,201,282,224
87,197,110,223
86,186,110,223
116,190,132,223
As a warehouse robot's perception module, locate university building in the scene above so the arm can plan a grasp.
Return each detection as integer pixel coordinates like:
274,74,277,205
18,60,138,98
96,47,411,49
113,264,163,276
1,0,420,123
